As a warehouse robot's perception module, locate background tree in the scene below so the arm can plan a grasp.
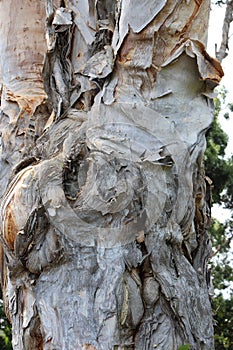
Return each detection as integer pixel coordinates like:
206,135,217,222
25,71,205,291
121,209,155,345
205,89,233,349
206,3,233,346
215,0,233,62
0,1,224,349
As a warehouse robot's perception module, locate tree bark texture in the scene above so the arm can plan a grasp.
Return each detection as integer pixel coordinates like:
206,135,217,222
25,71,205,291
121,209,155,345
0,1,224,349
215,0,233,62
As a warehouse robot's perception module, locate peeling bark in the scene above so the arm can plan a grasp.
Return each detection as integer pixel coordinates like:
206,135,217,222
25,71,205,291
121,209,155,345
0,1,224,349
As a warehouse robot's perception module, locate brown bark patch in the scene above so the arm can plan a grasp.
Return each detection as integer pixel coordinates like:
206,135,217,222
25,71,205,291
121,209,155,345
83,345,97,350
4,205,18,250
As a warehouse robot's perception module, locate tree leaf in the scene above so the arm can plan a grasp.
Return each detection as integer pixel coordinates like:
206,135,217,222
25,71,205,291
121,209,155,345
178,345,191,350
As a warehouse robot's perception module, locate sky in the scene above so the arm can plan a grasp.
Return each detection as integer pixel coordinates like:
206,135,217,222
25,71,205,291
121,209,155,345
208,3,233,222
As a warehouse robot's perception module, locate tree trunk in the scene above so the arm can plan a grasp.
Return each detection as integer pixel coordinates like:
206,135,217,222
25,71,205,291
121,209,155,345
0,1,224,349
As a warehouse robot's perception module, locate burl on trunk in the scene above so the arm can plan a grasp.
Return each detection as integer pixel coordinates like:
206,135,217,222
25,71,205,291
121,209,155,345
0,1,223,349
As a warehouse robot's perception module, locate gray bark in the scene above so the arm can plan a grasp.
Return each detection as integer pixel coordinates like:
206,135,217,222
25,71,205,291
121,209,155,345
0,1,224,349
216,0,233,62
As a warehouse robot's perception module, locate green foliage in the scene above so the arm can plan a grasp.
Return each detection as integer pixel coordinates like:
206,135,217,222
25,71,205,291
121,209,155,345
204,87,233,206
221,156,233,209
205,87,233,349
178,345,191,350
210,220,233,350
210,219,233,256
0,290,12,350
212,294,233,349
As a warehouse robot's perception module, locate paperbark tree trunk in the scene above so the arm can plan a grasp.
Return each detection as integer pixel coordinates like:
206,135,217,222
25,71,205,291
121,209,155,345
0,1,224,349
